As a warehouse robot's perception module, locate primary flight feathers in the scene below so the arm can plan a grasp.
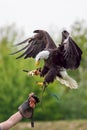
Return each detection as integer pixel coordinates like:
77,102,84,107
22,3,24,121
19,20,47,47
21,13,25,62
12,30,57,59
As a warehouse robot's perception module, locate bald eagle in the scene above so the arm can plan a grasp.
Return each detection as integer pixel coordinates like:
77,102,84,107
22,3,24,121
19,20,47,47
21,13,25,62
11,30,82,89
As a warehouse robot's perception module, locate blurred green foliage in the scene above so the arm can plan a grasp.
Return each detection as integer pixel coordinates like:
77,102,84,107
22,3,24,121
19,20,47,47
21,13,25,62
0,21,87,121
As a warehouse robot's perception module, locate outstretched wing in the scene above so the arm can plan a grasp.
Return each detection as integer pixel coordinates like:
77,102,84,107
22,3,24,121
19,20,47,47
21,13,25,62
59,30,82,69
11,30,57,59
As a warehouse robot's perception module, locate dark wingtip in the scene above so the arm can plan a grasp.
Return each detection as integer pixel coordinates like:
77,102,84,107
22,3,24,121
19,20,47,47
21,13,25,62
62,30,68,33
14,38,30,46
9,52,19,55
16,55,23,59
62,30,69,35
16,56,23,59
33,30,45,33
33,30,40,33
62,30,69,40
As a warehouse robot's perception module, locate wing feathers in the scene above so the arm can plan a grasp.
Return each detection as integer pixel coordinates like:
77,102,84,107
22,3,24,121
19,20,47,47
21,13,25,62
60,37,82,69
10,44,29,55
14,38,30,46
12,30,56,59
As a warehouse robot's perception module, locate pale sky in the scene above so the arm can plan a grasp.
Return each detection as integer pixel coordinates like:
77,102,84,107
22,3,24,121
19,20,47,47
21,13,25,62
0,0,87,36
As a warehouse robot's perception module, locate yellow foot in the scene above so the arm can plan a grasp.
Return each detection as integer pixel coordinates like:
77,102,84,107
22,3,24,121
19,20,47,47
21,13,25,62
37,82,44,86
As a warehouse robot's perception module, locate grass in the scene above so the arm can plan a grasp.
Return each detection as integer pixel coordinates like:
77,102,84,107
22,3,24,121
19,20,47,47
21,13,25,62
11,120,87,130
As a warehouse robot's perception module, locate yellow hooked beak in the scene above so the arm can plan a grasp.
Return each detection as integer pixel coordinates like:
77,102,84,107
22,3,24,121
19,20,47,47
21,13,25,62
35,60,40,67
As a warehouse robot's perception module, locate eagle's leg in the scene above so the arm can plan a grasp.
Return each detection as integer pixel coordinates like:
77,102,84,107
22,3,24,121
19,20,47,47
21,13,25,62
37,66,49,86
40,66,49,77
37,67,57,87
43,67,57,85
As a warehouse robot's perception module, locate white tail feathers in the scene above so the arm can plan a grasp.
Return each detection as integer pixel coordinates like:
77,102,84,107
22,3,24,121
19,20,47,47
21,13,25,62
56,70,78,89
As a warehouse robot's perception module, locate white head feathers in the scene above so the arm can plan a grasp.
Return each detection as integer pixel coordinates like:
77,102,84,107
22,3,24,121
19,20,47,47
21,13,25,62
35,50,50,62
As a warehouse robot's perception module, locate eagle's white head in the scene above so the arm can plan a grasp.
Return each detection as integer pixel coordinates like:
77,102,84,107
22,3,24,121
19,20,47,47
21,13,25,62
35,50,50,66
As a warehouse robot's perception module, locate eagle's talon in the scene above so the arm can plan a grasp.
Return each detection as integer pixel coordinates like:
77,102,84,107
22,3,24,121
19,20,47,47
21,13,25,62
27,69,41,76
27,70,34,76
37,82,44,86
